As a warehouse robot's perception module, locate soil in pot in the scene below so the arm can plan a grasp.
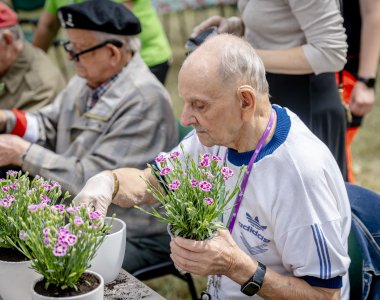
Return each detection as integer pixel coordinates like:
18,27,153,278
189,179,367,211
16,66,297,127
0,247,29,262
34,272,101,298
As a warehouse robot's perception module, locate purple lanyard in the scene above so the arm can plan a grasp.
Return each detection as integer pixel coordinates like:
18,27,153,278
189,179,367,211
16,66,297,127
227,109,276,233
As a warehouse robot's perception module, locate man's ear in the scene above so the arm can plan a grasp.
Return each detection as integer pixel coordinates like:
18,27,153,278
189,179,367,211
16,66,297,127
2,31,14,45
107,44,123,66
237,85,255,111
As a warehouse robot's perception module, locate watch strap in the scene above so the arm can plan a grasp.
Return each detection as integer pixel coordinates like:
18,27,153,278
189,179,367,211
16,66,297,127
357,76,376,88
241,261,266,296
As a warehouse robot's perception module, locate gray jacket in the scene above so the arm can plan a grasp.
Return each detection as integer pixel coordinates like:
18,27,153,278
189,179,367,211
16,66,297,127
22,54,178,237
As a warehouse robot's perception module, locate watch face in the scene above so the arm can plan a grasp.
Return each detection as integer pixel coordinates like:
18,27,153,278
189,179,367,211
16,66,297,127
367,79,375,88
242,281,261,296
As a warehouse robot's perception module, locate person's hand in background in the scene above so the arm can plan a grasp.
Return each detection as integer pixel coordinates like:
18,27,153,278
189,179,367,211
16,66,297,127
349,81,375,116
191,16,244,38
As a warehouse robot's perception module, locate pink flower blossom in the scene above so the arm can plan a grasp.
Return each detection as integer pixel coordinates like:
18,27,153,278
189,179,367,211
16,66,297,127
66,234,77,246
160,167,172,176
42,227,50,235
155,154,166,163
53,242,68,256
7,195,15,202
169,179,181,190
38,202,48,209
28,204,39,212
221,167,234,180
170,151,180,159
190,179,198,188
199,159,210,168
42,183,52,191
51,180,61,188
19,230,27,240
6,170,18,177
40,195,51,203
66,206,80,214
89,210,102,220
58,227,70,236
74,216,84,225
58,234,69,244
9,182,18,190
204,197,214,205
212,155,222,161
51,204,65,214
0,199,11,207
202,153,211,159
2,186,8,193
199,181,212,192
43,236,50,246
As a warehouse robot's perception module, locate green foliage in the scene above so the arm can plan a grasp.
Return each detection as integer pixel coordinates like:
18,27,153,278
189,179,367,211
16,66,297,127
136,145,245,241
9,204,111,291
0,171,69,250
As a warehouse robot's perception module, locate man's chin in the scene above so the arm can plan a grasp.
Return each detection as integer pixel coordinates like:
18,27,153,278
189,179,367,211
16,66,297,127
196,132,215,147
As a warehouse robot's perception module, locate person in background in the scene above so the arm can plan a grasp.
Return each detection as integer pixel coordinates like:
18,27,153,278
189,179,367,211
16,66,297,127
0,0,178,273
191,0,348,179
75,34,351,300
0,2,65,112
338,0,380,182
33,0,172,84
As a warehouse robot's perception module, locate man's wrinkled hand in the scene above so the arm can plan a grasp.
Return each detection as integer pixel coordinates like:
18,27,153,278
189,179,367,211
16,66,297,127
73,171,114,217
0,134,30,166
170,230,246,277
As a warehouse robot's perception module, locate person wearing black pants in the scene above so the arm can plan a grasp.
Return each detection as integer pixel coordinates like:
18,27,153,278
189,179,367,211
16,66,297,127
266,72,347,178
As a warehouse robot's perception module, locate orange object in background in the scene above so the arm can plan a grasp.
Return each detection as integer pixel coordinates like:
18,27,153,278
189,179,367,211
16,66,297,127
336,70,359,183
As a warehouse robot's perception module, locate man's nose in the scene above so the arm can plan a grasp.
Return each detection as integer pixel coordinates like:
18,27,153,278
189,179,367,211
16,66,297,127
180,106,195,127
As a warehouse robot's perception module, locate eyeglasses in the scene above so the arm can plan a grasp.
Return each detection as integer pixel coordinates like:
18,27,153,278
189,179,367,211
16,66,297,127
62,39,124,62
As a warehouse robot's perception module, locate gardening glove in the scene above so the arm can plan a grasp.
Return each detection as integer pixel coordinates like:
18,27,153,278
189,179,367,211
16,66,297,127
73,170,114,218
192,16,244,38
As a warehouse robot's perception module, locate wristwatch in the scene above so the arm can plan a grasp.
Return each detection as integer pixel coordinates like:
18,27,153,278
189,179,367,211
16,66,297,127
357,76,376,88
240,261,267,296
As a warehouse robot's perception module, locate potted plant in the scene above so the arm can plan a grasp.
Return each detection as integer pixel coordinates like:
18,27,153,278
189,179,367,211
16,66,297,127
89,216,127,284
9,197,111,299
136,147,245,241
0,171,67,300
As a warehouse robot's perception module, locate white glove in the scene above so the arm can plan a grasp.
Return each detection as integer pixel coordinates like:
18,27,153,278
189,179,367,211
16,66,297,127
73,171,114,217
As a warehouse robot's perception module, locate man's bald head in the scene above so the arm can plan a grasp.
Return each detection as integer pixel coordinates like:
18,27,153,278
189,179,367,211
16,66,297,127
181,34,269,96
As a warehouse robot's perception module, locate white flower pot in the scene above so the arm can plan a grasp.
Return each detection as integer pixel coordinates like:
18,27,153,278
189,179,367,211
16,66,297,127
0,258,40,300
31,270,103,300
89,217,126,283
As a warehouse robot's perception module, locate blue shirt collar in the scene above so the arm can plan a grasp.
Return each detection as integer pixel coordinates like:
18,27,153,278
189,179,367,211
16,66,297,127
228,105,290,166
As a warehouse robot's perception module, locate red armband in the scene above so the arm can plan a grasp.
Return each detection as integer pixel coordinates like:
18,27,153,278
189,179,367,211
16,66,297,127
10,109,27,137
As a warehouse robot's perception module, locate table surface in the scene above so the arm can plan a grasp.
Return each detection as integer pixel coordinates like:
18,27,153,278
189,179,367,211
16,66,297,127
105,269,165,300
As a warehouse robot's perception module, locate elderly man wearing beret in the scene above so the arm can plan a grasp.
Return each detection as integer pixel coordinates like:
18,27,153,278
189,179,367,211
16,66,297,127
0,2,65,112
0,0,178,273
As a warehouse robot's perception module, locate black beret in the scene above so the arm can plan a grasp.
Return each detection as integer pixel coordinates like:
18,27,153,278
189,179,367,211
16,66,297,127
58,0,141,36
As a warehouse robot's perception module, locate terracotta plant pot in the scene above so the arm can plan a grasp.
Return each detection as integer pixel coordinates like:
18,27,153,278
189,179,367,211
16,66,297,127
89,217,126,283
0,250,40,300
31,270,104,300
